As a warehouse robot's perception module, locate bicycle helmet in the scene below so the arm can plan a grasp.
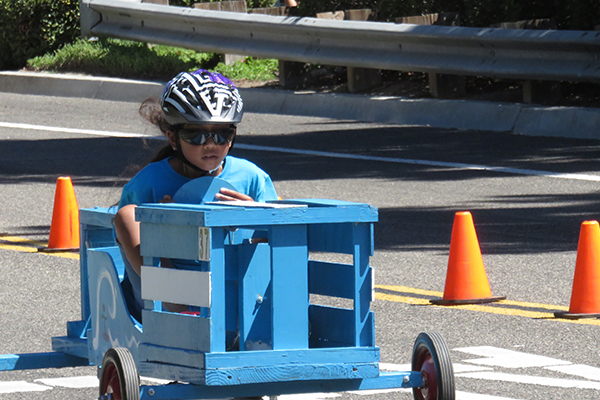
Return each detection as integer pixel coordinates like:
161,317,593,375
160,69,243,125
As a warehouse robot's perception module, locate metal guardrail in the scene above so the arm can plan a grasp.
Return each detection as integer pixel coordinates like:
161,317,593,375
81,0,600,82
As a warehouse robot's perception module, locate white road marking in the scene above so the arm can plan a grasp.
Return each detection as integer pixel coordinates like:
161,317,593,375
545,364,600,381
378,363,411,371
4,122,600,182
236,144,600,182
379,362,493,373
0,380,52,393
277,394,341,399
457,371,600,390
0,122,157,139
349,387,524,400
349,388,410,395
35,375,98,388
454,346,572,368
456,391,526,400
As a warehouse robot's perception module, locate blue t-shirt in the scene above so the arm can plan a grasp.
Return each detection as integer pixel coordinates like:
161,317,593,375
117,155,277,318
119,155,278,207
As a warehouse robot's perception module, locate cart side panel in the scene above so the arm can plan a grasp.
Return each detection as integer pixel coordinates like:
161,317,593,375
80,207,117,322
307,222,376,349
87,248,142,366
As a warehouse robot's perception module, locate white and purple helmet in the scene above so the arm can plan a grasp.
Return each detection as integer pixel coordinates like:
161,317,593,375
160,69,243,125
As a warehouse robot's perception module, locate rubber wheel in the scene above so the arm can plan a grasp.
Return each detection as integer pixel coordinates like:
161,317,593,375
411,331,455,400
99,347,140,400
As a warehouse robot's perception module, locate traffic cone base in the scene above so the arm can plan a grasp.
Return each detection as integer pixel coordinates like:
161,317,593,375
554,311,600,320
431,295,506,306
430,211,504,306
553,220,600,320
38,246,79,253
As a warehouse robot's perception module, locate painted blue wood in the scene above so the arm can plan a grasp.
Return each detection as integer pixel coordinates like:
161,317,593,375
308,223,355,254
353,223,374,347
309,305,355,348
135,200,378,228
79,207,117,227
0,352,89,371
50,336,89,359
142,310,211,352
270,224,308,350
137,371,420,400
138,361,207,385
238,242,272,351
140,223,208,260
79,207,117,321
86,248,142,366
204,362,380,386
308,260,355,299
203,347,380,369
139,343,206,369
2,202,435,398
210,228,227,353
138,345,381,384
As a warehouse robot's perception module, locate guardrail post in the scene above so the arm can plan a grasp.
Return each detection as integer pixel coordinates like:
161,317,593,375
344,9,382,94
397,13,465,99
492,19,561,105
275,8,315,88
522,80,561,105
247,6,290,88
194,1,248,65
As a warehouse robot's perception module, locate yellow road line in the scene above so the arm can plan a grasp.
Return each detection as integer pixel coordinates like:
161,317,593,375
0,236,79,260
375,284,600,326
1,235,599,325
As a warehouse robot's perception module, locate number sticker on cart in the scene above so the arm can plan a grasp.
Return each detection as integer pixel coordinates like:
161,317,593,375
198,227,210,261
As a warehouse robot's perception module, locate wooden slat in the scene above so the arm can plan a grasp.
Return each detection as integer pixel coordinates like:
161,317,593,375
205,362,380,386
204,346,380,368
141,266,211,308
142,310,211,352
308,260,354,299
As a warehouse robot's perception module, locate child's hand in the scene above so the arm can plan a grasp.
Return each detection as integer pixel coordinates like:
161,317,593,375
159,195,174,203
215,188,254,202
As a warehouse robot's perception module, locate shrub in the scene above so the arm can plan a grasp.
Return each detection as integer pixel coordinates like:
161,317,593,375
0,0,80,70
27,38,219,80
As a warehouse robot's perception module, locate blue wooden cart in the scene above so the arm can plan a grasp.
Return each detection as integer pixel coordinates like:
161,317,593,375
2,178,455,400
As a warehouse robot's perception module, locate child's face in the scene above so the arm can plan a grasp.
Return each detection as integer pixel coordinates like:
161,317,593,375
171,124,233,172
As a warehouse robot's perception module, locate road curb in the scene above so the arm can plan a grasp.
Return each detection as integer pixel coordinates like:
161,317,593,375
2,71,599,140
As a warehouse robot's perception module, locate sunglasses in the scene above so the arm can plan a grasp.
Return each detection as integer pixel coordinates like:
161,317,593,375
177,126,236,146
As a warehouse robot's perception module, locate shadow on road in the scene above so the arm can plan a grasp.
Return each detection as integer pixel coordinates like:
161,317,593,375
3,124,600,254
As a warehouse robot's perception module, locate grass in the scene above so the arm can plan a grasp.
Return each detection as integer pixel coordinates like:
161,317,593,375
26,37,279,82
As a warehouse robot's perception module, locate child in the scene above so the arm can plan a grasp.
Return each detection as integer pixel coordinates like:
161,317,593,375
114,69,278,320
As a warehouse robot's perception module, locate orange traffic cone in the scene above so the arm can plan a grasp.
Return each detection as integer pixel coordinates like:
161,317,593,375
41,177,80,252
555,220,600,319
431,211,505,305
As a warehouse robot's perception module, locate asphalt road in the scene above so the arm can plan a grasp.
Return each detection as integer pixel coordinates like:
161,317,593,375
1,92,600,399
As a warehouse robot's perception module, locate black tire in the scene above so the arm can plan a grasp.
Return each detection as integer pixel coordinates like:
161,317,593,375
99,347,140,400
411,331,455,400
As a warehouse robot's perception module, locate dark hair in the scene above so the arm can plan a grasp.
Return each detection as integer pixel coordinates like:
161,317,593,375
139,97,178,163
